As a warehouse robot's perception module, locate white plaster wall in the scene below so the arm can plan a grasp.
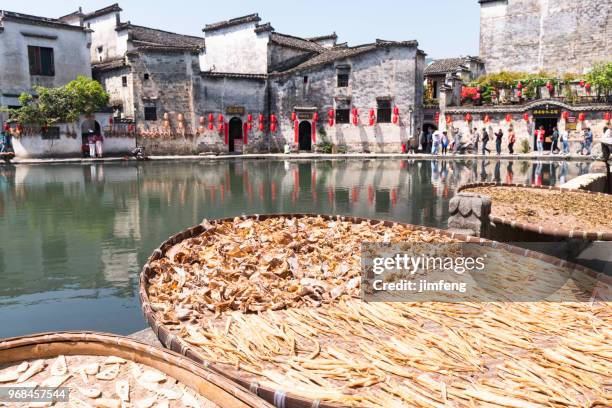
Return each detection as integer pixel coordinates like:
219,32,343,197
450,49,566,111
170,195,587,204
97,67,134,118
12,125,81,158
202,24,269,74
271,46,421,152
0,20,91,96
86,12,122,62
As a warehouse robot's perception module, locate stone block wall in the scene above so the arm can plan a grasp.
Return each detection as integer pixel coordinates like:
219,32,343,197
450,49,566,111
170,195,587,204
269,46,423,152
480,0,612,74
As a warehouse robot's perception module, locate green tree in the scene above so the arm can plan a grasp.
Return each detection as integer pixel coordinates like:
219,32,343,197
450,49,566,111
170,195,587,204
586,62,612,95
6,76,109,125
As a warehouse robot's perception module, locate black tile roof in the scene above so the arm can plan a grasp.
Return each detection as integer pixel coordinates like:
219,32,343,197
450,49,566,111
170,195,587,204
254,22,274,33
203,13,261,33
83,4,122,20
273,39,419,75
424,57,469,75
269,32,325,52
0,10,88,31
201,71,267,80
307,33,338,42
92,58,127,72
117,23,205,51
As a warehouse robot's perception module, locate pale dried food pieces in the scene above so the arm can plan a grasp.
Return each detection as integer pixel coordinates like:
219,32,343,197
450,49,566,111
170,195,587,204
50,355,67,376
463,186,612,233
0,354,219,407
95,365,119,381
146,216,612,407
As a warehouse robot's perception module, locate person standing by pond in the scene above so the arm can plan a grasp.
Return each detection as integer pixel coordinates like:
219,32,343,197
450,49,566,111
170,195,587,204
481,128,491,155
87,131,96,158
495,128,503,155
536,126,545,155
431,130,441,155
507,126,516,154
550,127,559,154
95,133,104,158
560,129,569,155
441,131,449,155
472,128,480,153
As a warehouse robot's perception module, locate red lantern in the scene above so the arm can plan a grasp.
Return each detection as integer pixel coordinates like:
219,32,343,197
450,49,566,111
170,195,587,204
258,114,264,123
446,115,452,124
505,114,512,123
218,122,224,132
579,80,585,88
517,82,523,90
247,122,252,131
604,112,611,122
258,122,264,131
562,111,570,120
523,113,529,122
465,113,473,122
585,83,591,92
517,90,522,98
313,112,319,122
352,108,359,126
578,113,586,122
247,114,253,123
208,113,214,122
392,114,399,124
291,112,296,121
218,113,224,123
270,122,277,132
328,109,334,127
484,114,491,123
270,114,277,124
393,106,399,116
369,117,375,126
369,108,375,118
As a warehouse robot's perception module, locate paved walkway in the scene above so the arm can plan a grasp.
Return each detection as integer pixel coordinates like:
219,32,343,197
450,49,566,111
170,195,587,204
8,152,601,165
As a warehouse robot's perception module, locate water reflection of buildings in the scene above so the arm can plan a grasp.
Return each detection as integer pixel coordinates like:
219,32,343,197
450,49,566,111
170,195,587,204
0,159,595,299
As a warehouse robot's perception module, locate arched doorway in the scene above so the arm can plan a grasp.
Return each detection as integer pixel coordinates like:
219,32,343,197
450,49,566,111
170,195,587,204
228,117,243,153
298,121,312,151
81,119,101,158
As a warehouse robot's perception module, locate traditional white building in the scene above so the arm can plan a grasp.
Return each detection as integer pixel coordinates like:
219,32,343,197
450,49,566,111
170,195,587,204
72,6,425,154
0,10,92,118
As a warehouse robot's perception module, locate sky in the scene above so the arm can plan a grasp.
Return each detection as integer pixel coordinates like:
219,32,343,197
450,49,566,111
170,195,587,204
2,1,481,59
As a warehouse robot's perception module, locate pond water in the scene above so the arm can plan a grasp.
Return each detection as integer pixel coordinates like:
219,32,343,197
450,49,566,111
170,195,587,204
0,159,595,337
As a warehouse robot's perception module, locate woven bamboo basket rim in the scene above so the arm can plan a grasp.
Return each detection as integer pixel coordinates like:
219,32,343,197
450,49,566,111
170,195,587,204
139,213,604,408
0,331,272,408
458,182,612,241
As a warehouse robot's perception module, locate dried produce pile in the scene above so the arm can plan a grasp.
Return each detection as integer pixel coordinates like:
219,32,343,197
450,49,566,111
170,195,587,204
146,216,611,407
0,354,217,407
463,186,612,233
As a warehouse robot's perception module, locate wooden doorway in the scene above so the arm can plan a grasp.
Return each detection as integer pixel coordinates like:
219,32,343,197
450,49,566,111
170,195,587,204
229,117,243,153
298,121,312,151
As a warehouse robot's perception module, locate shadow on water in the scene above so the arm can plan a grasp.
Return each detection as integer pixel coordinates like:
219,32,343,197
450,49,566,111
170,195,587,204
0,159,594,336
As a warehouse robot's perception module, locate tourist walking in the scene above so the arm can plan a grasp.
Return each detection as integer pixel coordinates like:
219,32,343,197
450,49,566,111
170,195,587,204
426,128,433,153
585,127,593,155
560,129,569,154
495,128,503,155
536,126,545,155
550,127,559,154
453,128,462,153
87,131,96,158
431,130,441,155
481,128,491,155
472,128,480,153
441,131,449,155
507,126,516,154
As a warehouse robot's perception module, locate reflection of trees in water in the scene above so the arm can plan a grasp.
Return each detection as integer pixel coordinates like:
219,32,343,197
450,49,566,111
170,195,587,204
0,159,595,302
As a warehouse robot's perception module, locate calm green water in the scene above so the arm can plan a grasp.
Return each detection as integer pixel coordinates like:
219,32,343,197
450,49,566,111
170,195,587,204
0,159,594,338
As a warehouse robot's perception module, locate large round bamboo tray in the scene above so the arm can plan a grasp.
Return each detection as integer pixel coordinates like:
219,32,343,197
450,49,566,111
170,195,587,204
458,182,612,241
139,214,610,408
0,331,272,408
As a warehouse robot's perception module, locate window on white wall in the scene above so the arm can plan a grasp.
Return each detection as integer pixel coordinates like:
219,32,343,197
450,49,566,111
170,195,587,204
122,76,128,87
28,46,54,76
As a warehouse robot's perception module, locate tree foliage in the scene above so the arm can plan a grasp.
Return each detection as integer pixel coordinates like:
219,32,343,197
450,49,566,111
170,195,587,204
5,76,109,125
586,62,612,94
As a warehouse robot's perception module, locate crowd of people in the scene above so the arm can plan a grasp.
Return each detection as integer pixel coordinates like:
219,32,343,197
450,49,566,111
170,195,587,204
415,125,610,157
